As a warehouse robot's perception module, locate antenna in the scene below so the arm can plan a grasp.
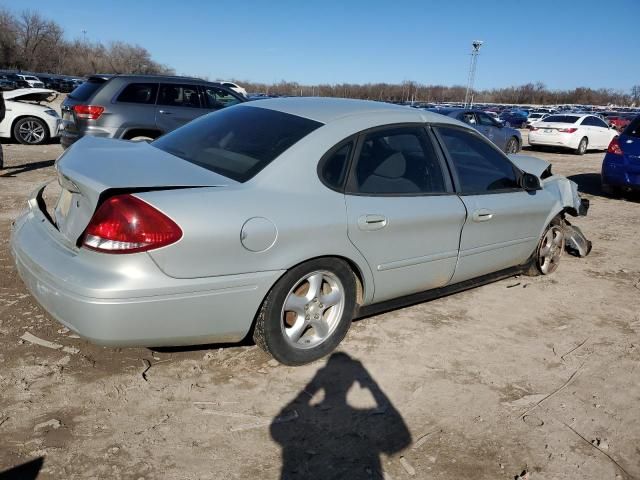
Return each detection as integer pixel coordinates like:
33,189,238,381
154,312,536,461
464,40,483,108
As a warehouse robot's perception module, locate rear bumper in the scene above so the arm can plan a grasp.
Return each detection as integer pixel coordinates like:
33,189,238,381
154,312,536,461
10,195,283,347
601,154,640,190
528,132,579,149
60,126,117,149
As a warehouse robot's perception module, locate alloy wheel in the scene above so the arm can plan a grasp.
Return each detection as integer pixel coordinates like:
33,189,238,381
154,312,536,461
18,120,45,144
538,226,564,274
280,270,345,350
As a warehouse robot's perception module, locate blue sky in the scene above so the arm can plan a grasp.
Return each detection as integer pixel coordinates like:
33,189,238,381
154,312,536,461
3,0,638,91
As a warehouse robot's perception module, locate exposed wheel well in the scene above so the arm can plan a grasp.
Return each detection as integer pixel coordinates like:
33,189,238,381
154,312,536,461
121,128,162,140
11,115,51,140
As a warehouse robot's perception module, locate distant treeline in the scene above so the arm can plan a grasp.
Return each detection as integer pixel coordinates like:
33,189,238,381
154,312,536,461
0,9,173,76
237,80,640,107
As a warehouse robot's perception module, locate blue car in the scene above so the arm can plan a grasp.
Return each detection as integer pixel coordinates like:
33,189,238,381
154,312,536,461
428,108,522,153
601,115,640,194
499,111,529,129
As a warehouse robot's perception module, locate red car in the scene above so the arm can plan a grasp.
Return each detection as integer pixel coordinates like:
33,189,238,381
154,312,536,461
608,114,634,132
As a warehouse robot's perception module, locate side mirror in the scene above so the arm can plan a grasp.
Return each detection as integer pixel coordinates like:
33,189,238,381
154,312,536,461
520,172,541,191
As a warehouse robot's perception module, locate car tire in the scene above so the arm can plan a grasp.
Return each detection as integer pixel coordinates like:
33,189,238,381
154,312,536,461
253,257,357,366
525,217,565,276
575,137,588,155
13,117,50,145
506,137,519,154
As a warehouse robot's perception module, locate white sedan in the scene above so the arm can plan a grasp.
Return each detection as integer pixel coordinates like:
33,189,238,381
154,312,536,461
528,114,617,155
0,88,61,145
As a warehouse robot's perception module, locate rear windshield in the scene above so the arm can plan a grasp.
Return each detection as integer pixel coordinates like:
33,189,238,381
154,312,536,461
623,115,640,138
543,115,579,124
68,78,106,101
151,105,323,182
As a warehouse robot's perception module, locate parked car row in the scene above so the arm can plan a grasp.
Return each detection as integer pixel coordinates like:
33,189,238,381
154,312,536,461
0,71,84,93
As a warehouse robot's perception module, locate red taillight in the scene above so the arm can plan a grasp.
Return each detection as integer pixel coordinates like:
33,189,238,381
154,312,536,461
73,104,104,120
530,126,539,131
607,136,623,155
558,127,577,133
82,195,182,254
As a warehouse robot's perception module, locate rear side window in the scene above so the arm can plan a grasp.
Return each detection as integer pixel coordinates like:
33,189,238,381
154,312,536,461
624,116,640,138
68,79,106,101
158,84,201,108
544,115,579,123
349,127,447,195
116,83,158,104
151,106,323,182
436,126,519,194
320,142,353,191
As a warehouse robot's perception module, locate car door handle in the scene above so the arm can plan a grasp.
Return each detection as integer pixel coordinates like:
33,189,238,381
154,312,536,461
472,209,494,222
357,214,388,231
158,110,173,115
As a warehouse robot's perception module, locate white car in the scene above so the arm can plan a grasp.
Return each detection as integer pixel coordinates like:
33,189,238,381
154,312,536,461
528,113,617,155
0,89,61,145
526,112,549,127
219,81,247,97
16,74,45,88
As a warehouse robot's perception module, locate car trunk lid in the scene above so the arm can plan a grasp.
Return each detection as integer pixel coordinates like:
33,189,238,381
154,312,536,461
50,137,235,247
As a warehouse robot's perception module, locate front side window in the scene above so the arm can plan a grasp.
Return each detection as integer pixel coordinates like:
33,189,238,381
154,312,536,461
436,126,519,194
158,84,201,108
116,83,158,104
152,106,322,182
594,117,609,128
349,127,447,195
203,87,242,109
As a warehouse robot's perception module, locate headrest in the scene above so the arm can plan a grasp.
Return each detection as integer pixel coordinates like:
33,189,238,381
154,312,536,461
373,152,406,179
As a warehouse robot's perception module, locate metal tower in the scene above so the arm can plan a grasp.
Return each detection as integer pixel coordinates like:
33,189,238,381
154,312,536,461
464,40,483,107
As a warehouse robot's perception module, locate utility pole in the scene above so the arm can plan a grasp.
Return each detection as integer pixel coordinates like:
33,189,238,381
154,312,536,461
464,40,483,107
82,29,88,43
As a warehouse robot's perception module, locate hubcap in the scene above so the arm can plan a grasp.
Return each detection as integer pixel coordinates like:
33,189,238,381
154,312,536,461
18,121,45,144
280,270,345,350
538,226,564,274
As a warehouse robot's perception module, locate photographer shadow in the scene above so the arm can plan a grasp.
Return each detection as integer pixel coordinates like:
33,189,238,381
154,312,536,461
271,352,411,479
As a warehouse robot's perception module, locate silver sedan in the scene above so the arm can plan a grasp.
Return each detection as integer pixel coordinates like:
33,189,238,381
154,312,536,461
11,98,589,365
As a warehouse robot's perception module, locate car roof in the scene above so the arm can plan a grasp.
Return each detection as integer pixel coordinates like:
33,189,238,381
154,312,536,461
244,97,461,125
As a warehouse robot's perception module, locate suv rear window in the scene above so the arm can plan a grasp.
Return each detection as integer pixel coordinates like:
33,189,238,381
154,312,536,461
623,115,640,138
543,115,579,124
69,78,106,101
152,105,322,182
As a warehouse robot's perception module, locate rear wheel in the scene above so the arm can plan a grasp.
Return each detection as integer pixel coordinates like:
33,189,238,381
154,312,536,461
506,137,519,154
526,218,565,276
575,137,588,155
13,117,49,145
253,258,356,365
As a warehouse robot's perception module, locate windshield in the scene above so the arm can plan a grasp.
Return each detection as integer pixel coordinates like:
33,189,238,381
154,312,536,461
152,105,323,182
543,115,579,124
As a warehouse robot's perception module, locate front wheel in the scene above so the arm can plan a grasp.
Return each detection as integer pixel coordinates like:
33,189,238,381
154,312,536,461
13,117,49,145
526,219,565,276
253,258,356,365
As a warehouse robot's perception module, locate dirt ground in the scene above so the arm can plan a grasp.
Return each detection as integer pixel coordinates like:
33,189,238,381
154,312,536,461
0,114,639,479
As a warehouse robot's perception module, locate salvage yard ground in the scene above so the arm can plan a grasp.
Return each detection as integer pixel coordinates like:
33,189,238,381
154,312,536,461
0,118,639,478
